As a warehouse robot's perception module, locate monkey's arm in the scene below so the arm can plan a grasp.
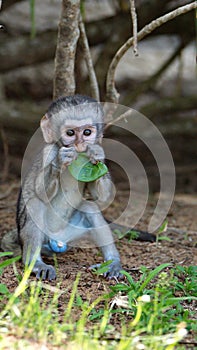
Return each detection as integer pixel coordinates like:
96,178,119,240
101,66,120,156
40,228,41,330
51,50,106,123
88,173,115,206
35,144,77,202
35,164,60,203
86,143,115,205
35,144,60,202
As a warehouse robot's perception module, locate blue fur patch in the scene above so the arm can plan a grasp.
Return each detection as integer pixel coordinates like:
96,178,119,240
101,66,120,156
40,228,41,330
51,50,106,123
48,239,67,253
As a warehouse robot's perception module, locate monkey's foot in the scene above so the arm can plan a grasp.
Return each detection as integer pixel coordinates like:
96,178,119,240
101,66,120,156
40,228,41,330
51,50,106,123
33,262,56,281
90,259,123,280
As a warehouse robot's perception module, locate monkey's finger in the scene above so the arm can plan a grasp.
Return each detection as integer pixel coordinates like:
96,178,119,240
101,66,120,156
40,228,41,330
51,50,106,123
89,263,102,270
89,262,124,280
104,270,124,280
59,147,77,163
89,156,103,164
35,265,56,281
36,269,47,280
103,261,124,280
86,145,105,163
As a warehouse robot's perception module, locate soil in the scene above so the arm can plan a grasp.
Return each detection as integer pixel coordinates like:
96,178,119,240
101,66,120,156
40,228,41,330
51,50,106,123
0,177,197,347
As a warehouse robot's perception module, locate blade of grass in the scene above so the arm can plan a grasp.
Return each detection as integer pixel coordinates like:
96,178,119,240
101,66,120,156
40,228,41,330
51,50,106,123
29,0,36,39
138,263,171,294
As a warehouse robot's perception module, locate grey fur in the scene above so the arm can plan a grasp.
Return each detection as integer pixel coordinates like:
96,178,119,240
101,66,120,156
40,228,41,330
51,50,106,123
1,95,122,280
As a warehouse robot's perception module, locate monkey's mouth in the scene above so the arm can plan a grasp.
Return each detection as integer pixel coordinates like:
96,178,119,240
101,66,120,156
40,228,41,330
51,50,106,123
75,143,88,153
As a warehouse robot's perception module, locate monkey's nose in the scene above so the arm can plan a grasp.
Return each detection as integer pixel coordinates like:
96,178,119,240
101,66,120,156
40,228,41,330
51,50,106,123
75,143,87,153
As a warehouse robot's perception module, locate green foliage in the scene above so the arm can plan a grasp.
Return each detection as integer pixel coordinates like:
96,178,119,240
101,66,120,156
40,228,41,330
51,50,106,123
88,263,197,346
105,263,171,300
156,219,172,243
114,220,171,243
91,260,114,276
68,153,108,182
173,265,197,295
0,252,21,300
0,262,196,349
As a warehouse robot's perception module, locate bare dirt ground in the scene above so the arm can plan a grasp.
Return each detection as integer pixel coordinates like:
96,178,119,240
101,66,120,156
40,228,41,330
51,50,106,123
0,178,197,347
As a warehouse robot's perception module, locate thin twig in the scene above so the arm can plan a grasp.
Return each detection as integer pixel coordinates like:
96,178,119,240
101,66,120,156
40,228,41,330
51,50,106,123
106,1,197,103
130,0,138,56
104,109,133,131
79,15,100,101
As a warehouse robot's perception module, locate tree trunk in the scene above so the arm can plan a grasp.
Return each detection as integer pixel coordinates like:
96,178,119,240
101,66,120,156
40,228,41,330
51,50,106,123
53,0,80,99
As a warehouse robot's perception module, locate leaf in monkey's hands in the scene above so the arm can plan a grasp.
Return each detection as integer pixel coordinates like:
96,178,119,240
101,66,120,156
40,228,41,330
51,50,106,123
68,153,108,182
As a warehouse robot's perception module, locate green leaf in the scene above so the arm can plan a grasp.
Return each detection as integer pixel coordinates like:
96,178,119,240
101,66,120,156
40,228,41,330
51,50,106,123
0,255,21,269
29,0,36,39
125,230,140,240
0,252,14,258
138,263,171,293
157,236,172,242
157,219,168,234
120,270,136,287
0,283,10,295
68,153,108,182
92,261,113,275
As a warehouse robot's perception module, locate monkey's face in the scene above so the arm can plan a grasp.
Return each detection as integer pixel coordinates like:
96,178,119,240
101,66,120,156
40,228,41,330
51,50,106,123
60,119,97,153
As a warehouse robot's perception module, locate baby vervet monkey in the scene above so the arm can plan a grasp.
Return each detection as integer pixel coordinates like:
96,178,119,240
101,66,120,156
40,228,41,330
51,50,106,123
2,95,122,280
1,95,155,280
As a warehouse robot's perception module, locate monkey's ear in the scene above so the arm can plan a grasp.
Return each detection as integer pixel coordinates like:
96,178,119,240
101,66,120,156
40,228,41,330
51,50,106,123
40,114,54,143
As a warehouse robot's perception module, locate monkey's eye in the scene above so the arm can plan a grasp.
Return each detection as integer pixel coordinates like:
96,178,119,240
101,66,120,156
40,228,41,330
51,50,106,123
83,129,92,136
66,129,75,137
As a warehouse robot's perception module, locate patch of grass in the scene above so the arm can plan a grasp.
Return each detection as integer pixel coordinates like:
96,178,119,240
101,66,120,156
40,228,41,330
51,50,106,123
114,220,171,243
155,220,172,244
173,265,197,295
0,252,21,300
0,259,196,349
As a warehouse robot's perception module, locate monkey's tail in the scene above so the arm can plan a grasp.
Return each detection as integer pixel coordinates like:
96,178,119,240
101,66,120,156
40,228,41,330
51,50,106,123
107,221,156,243
1,229,22,256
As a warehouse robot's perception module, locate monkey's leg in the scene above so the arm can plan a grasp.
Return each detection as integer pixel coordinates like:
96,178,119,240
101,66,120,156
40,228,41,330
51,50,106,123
1,229,22,256
20,221,56,280
76,202,122,279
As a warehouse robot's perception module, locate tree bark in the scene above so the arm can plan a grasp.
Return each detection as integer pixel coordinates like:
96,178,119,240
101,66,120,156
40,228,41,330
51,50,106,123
53,0,80,99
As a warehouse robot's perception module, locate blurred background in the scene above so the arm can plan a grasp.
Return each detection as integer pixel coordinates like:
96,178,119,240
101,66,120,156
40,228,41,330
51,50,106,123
0,0,196,194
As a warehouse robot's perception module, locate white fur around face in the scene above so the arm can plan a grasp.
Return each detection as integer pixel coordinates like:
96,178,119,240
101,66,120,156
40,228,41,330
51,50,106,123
60,119,97,151
61,118,93,128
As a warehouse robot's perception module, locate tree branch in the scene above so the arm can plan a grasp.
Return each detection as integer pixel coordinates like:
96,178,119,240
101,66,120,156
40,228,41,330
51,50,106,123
106,1,197,103
53,0,80,100
130,0,138,56
79,15,100,101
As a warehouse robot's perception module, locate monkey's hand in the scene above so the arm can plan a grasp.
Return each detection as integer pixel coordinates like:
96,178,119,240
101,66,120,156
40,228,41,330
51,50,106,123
33,261,56,281
86,144,105,164
58,146,78,166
